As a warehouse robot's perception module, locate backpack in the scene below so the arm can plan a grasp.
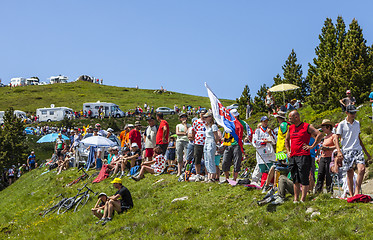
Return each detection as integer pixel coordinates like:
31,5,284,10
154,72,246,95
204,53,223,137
130,166,140,176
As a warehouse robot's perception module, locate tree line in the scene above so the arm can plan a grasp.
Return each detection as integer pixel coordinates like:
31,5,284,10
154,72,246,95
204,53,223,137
237,16,373,114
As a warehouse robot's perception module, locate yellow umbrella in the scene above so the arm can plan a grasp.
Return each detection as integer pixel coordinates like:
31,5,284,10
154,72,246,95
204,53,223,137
268,83,300,105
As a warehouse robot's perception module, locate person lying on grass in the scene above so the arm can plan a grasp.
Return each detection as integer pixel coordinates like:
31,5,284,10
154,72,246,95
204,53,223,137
132,146,166,181
91,193,108,219
96,178,133,226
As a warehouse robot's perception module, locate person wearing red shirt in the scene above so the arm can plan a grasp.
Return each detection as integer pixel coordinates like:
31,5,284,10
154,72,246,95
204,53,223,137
129,121,142,150
285,110,322,202
156,112,169,154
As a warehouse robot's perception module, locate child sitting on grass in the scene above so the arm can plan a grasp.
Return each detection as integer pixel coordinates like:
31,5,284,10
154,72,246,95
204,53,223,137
92,193,108,220
131,146,166,181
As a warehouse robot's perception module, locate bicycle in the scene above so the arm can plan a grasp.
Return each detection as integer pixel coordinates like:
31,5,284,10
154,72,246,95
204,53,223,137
57,183,96,214
65,167,89,187
40,194,67,217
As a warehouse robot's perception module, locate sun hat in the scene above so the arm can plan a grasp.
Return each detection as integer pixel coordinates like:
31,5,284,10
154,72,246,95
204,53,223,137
321,119,333,126
107,128,114,132
346,105,358,113
200,109,207,114
110,178,122,184
135,121,141,126
260,116,269,122
203,111,213,118
112,146,119,151
98,193,107,198
95,123,101,127
230,109,239,117
274,111,286,119
131,142,138,148
178,112,187,118
127,124,134,128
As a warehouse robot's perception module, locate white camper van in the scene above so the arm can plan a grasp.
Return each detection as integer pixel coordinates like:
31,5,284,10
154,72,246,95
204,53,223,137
25,77,39,86
36,106,73,122
49,75,68,84
0,110,27,124
10,78,26,87
83,101,125,118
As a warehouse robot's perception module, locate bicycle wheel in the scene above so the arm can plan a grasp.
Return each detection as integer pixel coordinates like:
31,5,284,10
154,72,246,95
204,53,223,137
74,194,90,212
57,198,75,214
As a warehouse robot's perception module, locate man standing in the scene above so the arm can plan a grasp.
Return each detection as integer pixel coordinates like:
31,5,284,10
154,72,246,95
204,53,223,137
119,125,130,148
144,117,157,161
98,178,133,226
285,110,322,202
192,109,207,181
369,86,373,122
156,113,169,155
175,113,191,176
27,151,37,170
335,105,371,197
129,121,142,150
246,100,253,119
339,90,356,112
220,109,244,183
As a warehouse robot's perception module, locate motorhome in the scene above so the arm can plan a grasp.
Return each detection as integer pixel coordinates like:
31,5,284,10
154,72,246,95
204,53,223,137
36,106,73,122
25,77,39,85
49,75,68,84
0,110,27,124
10,78,26,87
83,101,125,118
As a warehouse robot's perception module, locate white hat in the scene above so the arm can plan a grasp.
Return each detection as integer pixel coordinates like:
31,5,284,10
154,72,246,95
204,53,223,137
230,109,239,117
131,142,138,148
107,128,114,132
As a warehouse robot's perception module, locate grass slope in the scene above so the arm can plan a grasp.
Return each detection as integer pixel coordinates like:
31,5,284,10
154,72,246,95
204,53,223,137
1,168,373,239
0,81,234,113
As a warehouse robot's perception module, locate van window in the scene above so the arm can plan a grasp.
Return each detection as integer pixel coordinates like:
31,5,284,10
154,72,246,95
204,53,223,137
85,105,90,108
95,106,99,109
105,107,109,110
41,110,47,115
50,111,54,115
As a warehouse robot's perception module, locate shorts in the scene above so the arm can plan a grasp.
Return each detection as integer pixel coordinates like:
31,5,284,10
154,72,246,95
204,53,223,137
194,144,204,165
215,155,221,166
119,205,132,214
57,149,63,157
30,162,36,170
145,148,154,158
222,145,242,173
289,155,311,185
310,157,315,180
267,104,275,112
259,162,274,173
342,149,365,171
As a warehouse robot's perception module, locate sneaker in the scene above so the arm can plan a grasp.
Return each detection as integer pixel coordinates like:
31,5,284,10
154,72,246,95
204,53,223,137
131,176,140,181
96,218,105,224
293,201,299,204
257,195,275,206
195,175,201,182
271,197,285,205
219,180,228,184
263,188,275,199
102,217,112,226
127,173,131,177
261,185,271,194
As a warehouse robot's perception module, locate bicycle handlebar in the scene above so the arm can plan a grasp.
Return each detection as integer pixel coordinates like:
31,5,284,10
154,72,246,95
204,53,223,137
77,182,94,193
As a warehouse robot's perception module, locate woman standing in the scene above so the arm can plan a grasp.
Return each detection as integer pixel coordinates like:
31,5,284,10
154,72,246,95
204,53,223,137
203,111,220,182
315,119,337,194
265,90,275,116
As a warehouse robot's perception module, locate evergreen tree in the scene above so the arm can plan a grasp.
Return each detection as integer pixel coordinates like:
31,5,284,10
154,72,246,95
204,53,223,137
253,84,268,113
236,85,251,117
0,108,29,170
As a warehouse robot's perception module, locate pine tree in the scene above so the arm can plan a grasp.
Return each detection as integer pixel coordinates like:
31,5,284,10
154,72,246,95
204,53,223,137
0,108,29,170
307,18,338,110
253,84,268,113
236,85,251,117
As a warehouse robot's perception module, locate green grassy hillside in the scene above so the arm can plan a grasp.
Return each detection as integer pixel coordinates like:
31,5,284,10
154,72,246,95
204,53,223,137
1,167,373,239
0,81,234,113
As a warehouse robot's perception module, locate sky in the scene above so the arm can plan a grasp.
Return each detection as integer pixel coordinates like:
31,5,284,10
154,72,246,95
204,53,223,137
1,0,373,100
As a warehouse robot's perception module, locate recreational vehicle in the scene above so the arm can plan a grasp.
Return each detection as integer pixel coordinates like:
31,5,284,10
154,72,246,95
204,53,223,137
25,77,40,85
83,101,125,118
10,78,26,87
36,106,73,122
0,110,27,124
49,75,68,84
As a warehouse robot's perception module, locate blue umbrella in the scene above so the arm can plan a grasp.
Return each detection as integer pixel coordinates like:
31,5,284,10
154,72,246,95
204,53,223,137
37,133,70,143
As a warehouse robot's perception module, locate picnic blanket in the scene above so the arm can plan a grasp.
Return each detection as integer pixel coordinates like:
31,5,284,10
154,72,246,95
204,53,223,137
92,164,109,183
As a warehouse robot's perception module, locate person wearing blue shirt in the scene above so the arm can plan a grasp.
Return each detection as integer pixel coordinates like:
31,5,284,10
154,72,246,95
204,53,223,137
309,137,320,193
27,151,37,170
369,87,373,122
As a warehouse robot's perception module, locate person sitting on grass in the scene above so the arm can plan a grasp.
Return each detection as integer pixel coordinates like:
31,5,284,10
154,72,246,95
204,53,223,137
106,147,127,177
132,146,166,181
97,178,133,226
56,152,74,175
91,193,108,219
119,143,141,177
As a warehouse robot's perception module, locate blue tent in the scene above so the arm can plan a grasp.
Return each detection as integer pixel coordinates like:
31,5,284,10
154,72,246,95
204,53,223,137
37,133,70,143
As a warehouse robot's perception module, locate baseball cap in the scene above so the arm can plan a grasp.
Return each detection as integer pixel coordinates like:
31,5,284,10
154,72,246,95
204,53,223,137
178,112,187,118
346,90,351,94
131,142,138,148
98,193,107,198
111,178,122,184
230,109,239,117
107,128,114,132
127,124,134,128
200,109,207,114
261,116,269,122
135,121,141,126
95,123,101,127
203,111,213,118
346,105,358,113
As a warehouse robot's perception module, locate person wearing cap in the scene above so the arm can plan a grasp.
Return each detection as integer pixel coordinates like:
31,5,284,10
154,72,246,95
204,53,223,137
314,119,338,194
106,128,118,143
285,110,322,202
203,111,220,182
252,116,276,191
95,123,108,137
144,117,157,162
118,143,141,177
98,178,133,225
156,112,169,154
129,121,142,150
339,90,356,112
83,126,94,139
220,109,244,183
335,105,371,196
92,193,108,220
175,113,191,176
107,146,125,175
192,109,207,181
70,128,82,152
27,151,37,170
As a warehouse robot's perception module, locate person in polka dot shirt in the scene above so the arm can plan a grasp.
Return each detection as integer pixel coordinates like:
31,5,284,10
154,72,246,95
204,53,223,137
192,109,207,181
131,146,166,181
